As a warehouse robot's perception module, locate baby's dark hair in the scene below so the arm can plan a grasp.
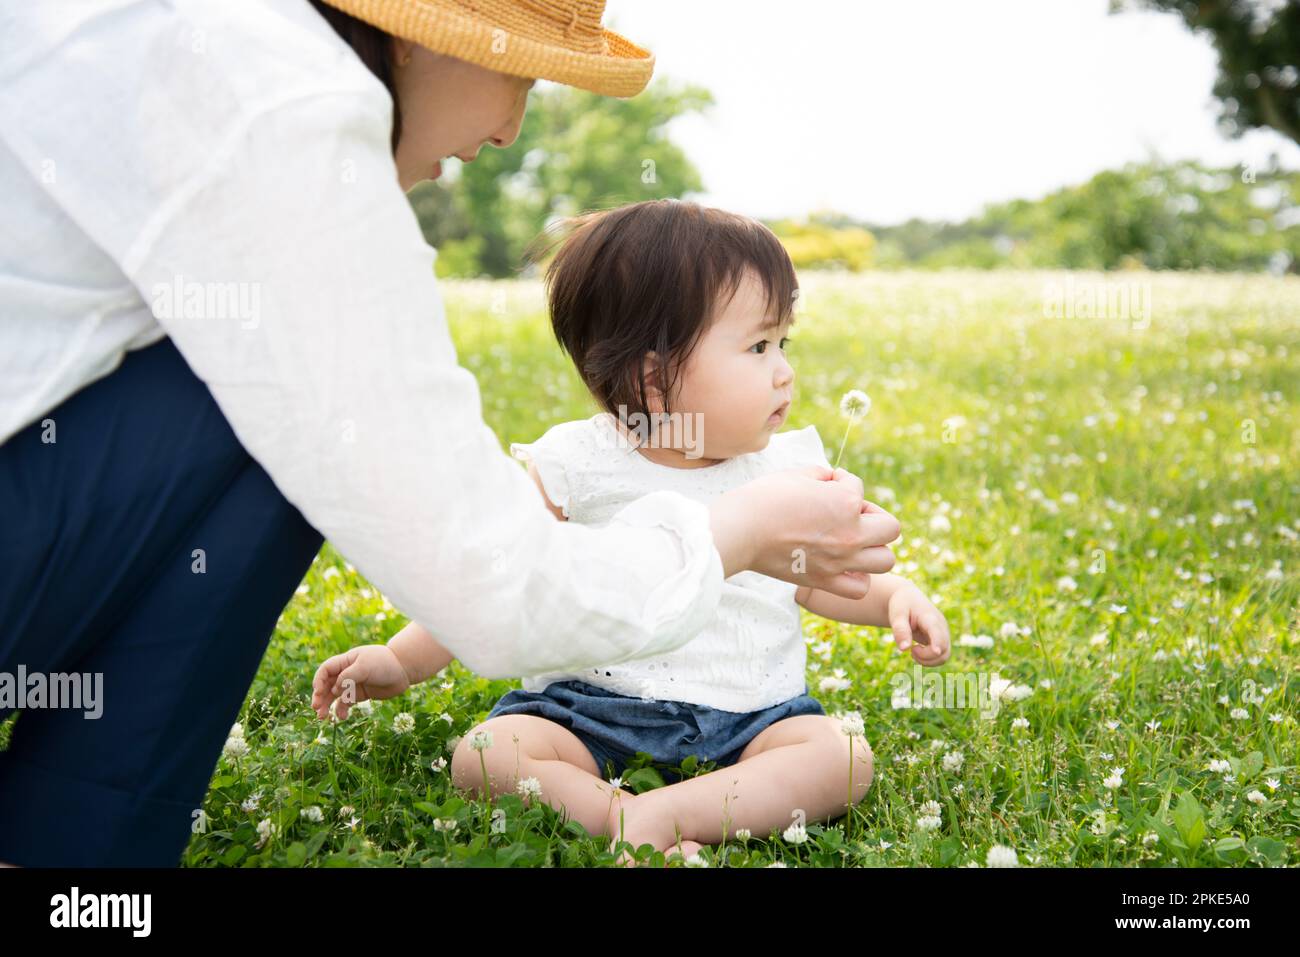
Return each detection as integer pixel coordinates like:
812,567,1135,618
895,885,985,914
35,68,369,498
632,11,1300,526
526,199,799,422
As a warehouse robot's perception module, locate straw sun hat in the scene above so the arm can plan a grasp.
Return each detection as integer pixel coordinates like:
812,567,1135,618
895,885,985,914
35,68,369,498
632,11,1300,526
317,0,655,97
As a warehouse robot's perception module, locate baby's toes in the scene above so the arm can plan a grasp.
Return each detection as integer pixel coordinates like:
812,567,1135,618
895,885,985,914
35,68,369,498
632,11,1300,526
666,840,706,866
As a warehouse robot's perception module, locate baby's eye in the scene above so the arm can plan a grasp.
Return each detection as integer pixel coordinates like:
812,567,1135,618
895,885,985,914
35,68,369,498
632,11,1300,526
749,337,791,355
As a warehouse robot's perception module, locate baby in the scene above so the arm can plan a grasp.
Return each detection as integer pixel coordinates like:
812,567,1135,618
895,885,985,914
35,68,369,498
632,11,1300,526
312,199,951,865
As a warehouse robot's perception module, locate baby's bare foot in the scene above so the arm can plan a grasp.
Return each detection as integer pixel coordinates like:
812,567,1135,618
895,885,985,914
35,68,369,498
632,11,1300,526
606,794,699,867
666,840,706,865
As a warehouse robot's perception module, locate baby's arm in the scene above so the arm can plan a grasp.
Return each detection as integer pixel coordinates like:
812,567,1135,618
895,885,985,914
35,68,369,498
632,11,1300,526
796,573,950,665
312,457,565,719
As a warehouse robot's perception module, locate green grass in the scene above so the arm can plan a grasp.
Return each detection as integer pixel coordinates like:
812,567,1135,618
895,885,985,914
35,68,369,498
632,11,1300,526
180,270,1297,867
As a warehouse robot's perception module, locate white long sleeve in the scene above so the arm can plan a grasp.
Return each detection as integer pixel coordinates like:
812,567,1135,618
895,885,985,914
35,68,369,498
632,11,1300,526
0,0,724,678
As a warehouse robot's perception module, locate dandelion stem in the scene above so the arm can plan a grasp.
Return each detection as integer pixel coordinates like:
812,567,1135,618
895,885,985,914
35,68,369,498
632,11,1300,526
478,750,492,829
833,411,858,470
847,736,855,841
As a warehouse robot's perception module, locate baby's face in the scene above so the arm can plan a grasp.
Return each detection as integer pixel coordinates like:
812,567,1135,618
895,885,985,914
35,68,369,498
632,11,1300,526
645,269,795,464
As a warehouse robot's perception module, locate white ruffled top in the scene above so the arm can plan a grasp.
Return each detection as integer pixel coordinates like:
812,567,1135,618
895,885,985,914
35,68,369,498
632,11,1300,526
510,411,833,713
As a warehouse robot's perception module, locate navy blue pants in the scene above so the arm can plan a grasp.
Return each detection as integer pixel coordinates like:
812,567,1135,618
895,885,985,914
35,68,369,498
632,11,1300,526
0,337,323,866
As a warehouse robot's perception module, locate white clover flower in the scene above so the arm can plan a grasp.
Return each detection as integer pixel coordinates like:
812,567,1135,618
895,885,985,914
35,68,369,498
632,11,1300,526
228,721,245,740
838,711,866,737
432,818,459,832
1207,759,1232,774
916,814,942,831
819,673,852,693
735,828,752,841
430,756,447,772
1245,790,1266,805
958,634,995,649
783,822,809,844
1011,717,1030,731
766,861,788,868
469,730,493,752
300,805,324,823
256,818,277,844
684,854,709,867
240,790,262,813
1229,708,1249,721
942,750,965,773
222,735,250,760
1089,631,1109,647
839,390,871,418
986,845,1019,867
1103,769,1124,790
338,805,355,818
1141,831,1159,845
392,711,415,734
1056,575,1078,593
353,699,373,715
990,675,1032,703
516,776,543,801
920,799,942,817
999,622,1021,640
929,513,952,534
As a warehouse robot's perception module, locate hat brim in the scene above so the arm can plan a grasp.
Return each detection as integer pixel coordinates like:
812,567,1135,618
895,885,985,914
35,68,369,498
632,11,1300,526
321,0,655,97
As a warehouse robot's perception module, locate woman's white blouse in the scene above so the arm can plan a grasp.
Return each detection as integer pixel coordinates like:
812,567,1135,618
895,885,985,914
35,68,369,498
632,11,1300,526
0,0,728,679
512,414,834,712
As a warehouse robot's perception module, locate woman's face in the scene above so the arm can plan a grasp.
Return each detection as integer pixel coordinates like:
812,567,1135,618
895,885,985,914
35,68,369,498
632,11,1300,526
390,40,536,191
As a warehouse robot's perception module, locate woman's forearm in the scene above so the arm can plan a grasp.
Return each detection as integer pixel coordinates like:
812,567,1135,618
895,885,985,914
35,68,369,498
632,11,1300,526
707,491,757,579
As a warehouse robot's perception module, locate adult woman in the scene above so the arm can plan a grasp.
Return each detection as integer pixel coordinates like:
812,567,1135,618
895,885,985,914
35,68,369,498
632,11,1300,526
0,0,899,866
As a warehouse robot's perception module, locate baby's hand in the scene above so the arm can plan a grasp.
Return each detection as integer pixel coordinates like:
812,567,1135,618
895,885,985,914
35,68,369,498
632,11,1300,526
886,585,951,665
311,644,411,721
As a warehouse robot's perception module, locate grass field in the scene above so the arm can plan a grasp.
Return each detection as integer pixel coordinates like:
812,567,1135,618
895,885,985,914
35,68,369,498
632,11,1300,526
181,270,1297,867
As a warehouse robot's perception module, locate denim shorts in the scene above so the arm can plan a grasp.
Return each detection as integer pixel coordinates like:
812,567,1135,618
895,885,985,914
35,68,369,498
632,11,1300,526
485,679,826,784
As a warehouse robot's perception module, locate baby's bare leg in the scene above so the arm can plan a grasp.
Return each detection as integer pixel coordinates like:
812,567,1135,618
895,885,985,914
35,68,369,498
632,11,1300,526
450,714,634,839
614,715,872,857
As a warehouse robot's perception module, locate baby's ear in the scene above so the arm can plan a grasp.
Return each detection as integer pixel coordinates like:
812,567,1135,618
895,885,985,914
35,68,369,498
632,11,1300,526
638,351,666,415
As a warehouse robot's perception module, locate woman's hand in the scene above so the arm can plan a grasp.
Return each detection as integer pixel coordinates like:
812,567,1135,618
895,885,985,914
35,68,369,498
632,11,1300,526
886,583,951,665
311,644,411,721
709,465,901,600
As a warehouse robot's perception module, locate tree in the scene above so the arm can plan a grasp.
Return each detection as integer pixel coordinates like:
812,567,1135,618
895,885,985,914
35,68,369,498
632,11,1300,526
408,79,712,277
1113,0,1300,145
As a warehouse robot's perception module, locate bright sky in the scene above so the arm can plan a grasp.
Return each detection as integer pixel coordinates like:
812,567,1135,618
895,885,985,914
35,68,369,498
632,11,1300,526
589,0,1300,225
